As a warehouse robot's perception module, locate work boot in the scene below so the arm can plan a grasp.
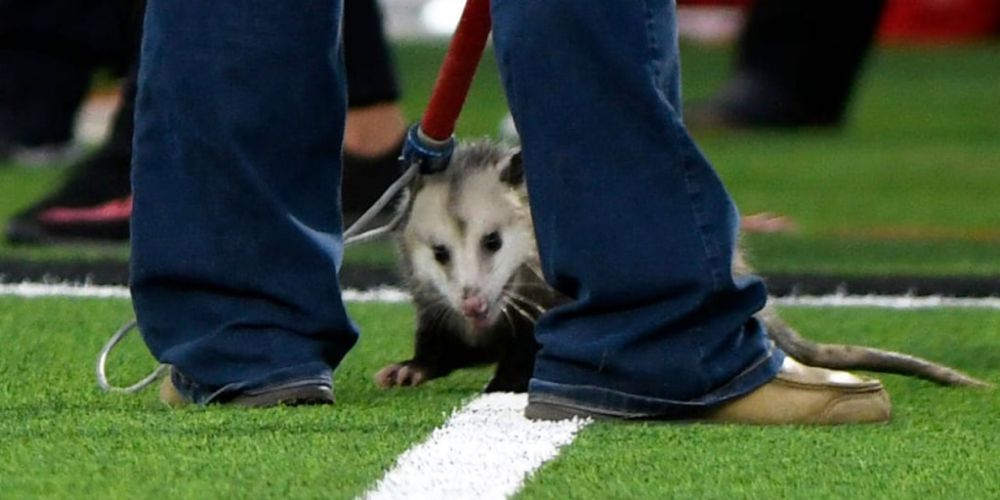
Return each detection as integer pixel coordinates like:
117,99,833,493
159,368,335,408
525,357,891,425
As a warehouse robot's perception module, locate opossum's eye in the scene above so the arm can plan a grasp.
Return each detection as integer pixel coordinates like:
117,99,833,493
432,244,451,265
482,231,503,253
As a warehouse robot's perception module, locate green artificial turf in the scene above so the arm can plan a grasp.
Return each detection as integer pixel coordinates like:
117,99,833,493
0,297,493,499
1,296,998,498
1,42,998,276
519,307,1000,500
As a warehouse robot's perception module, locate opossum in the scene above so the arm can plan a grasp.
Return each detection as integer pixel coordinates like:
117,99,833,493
375,141,989,392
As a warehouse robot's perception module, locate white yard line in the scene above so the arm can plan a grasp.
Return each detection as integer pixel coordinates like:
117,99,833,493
363,393,590,500
0,283,411,303
3,282,999,310
0,282,132,299
770,294,1000,310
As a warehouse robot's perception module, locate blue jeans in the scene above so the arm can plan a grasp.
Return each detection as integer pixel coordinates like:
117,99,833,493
132,0,781,411
492,0,782,416
131,0,356,404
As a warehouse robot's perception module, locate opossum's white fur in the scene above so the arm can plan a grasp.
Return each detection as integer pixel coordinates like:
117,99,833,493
399,143,540,343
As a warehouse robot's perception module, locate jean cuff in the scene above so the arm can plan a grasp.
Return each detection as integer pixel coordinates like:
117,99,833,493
527,347,785,419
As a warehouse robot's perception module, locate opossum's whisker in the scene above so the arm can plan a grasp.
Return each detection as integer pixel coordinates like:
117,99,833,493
524,264,546,283
502,297,534,325
502,292,537,323
423,301,454,328
503,290,547,315
506,279,551,292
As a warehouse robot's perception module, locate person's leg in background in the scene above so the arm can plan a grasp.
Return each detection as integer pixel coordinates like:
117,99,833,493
5,0,405,244
2,0,142,243
688,0,887,129
5,64,137,244
0,0,137,164
493,0,890,423
133,0,356,405
341,0,408,220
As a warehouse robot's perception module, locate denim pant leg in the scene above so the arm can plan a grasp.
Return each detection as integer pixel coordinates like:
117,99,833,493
131,0,357,404
492,0,783,417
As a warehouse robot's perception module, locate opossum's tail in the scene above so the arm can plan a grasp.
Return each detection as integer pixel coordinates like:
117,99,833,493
761,309,992,388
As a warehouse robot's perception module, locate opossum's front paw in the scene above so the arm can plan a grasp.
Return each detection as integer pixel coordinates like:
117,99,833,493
375,361,430,388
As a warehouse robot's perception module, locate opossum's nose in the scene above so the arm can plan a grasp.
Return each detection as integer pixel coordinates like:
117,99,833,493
461,296,488,317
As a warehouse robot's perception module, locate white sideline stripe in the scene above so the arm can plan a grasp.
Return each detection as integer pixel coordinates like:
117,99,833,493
0,283,411,303
770,295,1000,310
2,282,999,310
0,282,132,299
363,393,590,500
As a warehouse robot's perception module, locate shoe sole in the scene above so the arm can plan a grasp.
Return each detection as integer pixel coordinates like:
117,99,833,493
525,394,891,425
230,384,335,408
160,372,335,408
524,401,601,422
524,401,673,423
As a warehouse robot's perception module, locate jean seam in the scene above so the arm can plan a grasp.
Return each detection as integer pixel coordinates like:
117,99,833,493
641,0,663,95
640,0,725,292
678,133,725,292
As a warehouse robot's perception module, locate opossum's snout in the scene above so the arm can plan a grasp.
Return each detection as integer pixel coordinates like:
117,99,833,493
455,282,507,331
460,290,491,329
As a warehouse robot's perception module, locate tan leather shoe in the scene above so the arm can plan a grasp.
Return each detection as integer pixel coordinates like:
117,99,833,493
525,357,891,425
703,357,891,425
159,374,188,407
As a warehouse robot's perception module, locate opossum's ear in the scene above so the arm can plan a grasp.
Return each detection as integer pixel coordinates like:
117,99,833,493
499,151,524,187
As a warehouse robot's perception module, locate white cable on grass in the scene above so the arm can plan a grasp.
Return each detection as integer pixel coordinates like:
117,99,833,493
95,319,169,393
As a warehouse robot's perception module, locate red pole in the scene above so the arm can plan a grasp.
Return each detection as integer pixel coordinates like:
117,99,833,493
420,0,493,142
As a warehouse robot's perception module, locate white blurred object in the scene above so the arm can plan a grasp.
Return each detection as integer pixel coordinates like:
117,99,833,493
377,0,461,39
420,0,464,36
381,1,747,42
498,113,519,144
677,6,746,44
9,142,85,168
74,92,119,146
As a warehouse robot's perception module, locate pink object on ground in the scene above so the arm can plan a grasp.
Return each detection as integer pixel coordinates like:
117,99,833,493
37,195,133,224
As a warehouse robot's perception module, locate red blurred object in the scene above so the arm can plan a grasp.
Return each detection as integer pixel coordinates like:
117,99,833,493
880,0,1000,43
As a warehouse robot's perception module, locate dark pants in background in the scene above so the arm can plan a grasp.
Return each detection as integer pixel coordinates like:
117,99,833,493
0,0,141,148
713,0,886,126
0,0,398,151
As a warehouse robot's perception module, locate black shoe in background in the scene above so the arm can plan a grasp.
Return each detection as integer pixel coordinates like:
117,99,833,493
5,147,132,244
5,132,405,244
